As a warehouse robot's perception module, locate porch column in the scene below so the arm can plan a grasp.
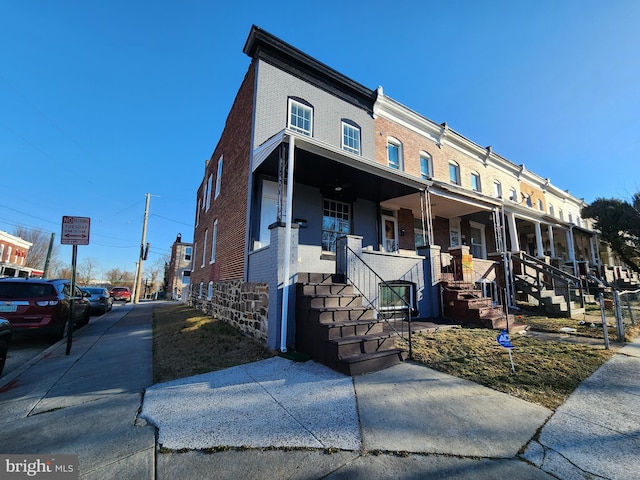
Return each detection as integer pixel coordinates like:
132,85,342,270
506,212,520,252
547,225,556,257
534,221,544,258
565,228,576,262
589,236,597,266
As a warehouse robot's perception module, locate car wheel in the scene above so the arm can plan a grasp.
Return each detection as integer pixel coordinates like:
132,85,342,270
52,321,69,341
0,338,8,377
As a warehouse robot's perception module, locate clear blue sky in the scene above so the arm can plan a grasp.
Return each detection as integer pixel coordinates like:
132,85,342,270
1,0,639,277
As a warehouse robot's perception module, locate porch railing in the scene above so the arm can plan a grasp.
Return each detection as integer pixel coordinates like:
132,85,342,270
343,245,414,359
510,251,585,316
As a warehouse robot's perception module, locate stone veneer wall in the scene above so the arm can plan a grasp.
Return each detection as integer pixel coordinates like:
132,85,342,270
190,280,269,344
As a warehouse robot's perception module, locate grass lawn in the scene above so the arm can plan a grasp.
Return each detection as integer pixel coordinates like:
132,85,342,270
152,303,273,384
152,302,633,411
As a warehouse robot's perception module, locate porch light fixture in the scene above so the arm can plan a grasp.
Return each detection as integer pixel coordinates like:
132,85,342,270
334,186,342,192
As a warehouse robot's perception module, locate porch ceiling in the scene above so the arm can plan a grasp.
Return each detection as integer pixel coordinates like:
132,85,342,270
255,146,422,203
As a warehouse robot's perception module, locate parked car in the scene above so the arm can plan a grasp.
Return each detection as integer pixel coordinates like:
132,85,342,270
110,286,131,302
81,287,113,315
0,278,91,340
0,317,11,376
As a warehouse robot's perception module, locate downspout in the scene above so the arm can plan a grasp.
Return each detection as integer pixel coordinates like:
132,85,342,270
280,135,295,353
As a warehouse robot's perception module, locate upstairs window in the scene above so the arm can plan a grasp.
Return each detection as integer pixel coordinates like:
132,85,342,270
549,204,555,216
342,120,361,154
524,194,533,207
449,161,460,185
471,172,481,192
288,98,313,136
387,138,402,170
184,247,192,261
214,156,223,199
419,152,432,179
210,219,218,263
206,174,213,211
538,199,544,211
509,188,517,202
493,181,502,198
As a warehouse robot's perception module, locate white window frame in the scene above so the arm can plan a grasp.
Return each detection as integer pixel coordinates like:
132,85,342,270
288,98,313,136
196,199,201,226
206,174,213,210
387,138,402,170
471,172,481,192
214,156,223,199
419,152,432,179
469,221,487,259
207,281,213,301
509,188,517,202
493,180,502,198
449,161,460,185
202,229,207,268
184,246,192,261
538,199,544,211
210,219,218,263
341,121,361,154
549,204,555,217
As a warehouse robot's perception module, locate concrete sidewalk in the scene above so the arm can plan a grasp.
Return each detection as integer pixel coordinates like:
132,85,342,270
0,303,156,479
2,302,640,479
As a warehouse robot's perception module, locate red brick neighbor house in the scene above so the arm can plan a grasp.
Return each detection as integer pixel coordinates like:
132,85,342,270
189,26,630,374
0,230,42,278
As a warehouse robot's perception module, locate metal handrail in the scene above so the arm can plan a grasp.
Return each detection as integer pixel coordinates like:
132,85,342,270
343,246,413,359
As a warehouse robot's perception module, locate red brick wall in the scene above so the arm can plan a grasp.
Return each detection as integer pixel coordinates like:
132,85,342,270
192,62,256,284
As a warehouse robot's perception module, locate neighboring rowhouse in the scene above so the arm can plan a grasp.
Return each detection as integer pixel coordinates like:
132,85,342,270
190,26,606,373
0,231,41,278
166,233,192,301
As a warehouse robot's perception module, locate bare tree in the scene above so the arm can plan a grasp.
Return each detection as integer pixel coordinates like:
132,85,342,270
13,226,58,270
77,257,100,285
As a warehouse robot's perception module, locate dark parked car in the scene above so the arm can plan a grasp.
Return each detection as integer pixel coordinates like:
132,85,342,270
81,287,113,315
110,286,131,302
0,317,11,376
0,278,91,339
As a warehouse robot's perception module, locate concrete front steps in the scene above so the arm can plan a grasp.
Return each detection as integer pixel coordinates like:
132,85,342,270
295,273,406,376
515,275,585,318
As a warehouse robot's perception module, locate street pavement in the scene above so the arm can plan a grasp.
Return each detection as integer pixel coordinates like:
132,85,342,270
1,301,639,479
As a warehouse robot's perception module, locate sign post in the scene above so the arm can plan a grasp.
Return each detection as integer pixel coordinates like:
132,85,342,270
497,329,515,372
61,216,90,355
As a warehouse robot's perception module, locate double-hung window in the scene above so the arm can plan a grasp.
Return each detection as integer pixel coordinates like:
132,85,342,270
210,219,218,264
288,98,313,136
509,188,517,202
471,172,481,192
206,174,213,210
214,156,223,199
419,153,432,179
449,161,460,185
387,138,402,170
342,120,361,154
493,181,502,198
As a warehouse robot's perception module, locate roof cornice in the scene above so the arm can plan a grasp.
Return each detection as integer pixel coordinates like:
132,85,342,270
243,25,376,113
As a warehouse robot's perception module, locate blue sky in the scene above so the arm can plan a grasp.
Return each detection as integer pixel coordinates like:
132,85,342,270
1,0,639,277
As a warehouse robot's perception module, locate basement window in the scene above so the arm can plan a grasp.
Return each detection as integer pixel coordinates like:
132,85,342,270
379,281,415,313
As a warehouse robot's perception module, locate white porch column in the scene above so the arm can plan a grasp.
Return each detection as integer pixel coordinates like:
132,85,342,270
280,136,295,353
506,212,520,252
534,221,544,258
565,228,576,262
547,225,556,257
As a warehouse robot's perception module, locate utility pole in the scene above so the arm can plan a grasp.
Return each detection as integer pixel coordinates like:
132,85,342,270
42,232,55,278
134,193,151,304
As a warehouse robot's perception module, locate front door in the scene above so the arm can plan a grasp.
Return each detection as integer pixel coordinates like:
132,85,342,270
382,215,398,252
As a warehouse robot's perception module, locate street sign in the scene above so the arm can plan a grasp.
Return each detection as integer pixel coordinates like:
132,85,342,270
61,216,91,245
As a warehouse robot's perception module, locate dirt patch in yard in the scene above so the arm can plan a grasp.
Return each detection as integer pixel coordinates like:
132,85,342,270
152,303,273,384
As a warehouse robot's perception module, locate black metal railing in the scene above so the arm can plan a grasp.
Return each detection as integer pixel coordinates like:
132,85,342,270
343,246,414,359
510,252,585,316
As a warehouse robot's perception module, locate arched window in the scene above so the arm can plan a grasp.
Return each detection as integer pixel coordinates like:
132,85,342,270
288,97,313,136
471,172,481,192
341,119,361,154
419,152,432,179
387,138,403,170
449,161,460,185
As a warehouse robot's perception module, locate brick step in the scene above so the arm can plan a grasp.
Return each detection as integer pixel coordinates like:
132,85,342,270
297,272,346,284
305,294,362,309
329,333,397,358
336,349,407,376
307,306,376,324
299,283,354,296
318,319,385,339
